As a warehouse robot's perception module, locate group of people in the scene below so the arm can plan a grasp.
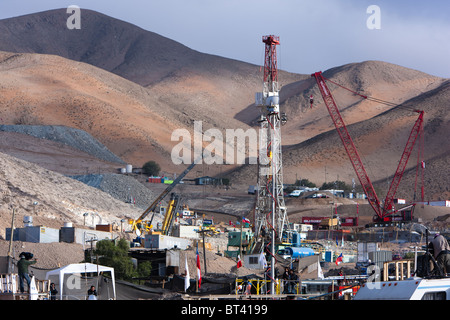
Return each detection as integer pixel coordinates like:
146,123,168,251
282,267,299,294
16,253,98,300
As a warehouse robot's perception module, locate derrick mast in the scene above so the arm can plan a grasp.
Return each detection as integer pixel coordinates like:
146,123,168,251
255,35,288,246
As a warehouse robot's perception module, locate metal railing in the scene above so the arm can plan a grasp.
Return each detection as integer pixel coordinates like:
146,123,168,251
235,278,301,295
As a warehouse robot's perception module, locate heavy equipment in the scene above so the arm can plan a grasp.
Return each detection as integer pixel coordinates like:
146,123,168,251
159,193,182,236
254,35,289,294
254,35,289,240
129,161,197,235
311,71,425,224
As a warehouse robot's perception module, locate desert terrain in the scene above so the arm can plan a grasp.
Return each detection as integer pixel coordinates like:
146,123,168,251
0,9,448,283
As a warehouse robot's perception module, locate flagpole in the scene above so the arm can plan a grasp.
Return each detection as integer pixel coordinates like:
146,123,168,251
202,231,207,275
239,220,243,264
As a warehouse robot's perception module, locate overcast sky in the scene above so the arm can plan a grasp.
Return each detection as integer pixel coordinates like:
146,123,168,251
0,0,449,77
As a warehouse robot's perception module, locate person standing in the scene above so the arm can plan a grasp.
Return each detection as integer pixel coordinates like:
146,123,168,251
431,233,450,274
49,283,58,300
288,269,299,294
17,253,37,293
282,267,290,293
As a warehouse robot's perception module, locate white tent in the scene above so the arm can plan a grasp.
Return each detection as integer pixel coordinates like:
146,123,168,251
45,263,116,300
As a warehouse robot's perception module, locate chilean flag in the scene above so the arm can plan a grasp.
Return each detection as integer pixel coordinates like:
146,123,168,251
196,246,202,288
335,253,343,266
242,217,250,224
237,255,243,268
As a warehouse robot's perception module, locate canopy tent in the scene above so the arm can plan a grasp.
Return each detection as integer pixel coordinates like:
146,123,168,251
45,263,116,300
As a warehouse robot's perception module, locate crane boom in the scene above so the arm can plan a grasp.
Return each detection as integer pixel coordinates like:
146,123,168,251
311,71,383,220
311,71,425,223
383,111,424,214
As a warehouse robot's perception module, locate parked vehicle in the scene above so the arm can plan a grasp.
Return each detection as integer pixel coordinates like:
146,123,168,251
289,190,304,197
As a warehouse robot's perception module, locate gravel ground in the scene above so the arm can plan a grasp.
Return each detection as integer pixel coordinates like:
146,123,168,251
69,173,158,210
0,124,125,164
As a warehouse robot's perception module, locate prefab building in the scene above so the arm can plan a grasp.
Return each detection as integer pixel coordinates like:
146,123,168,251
60,227,114,245
6,226,59,243
144,234,191,250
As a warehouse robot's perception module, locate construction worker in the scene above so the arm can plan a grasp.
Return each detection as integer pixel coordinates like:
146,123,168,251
17,253,37,293
431,233,450,275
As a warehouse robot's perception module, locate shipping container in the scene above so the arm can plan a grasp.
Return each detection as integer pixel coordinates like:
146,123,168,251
22,226,60,243
172,225,200,239
357,242,380,262
369,250,393,271
144,234,191,250
341,217,358,227
60,227,113,244
95,224,113,232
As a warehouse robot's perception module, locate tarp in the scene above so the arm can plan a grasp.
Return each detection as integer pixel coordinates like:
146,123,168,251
45,263,115,300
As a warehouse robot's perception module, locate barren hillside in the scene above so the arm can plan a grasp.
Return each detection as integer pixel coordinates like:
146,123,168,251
0,131,120,175
0,50,190,171
230,79,450,201
0,151,154,240
0,9,448,201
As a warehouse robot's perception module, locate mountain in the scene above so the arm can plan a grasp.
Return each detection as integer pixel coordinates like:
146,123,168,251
0,9,448,201
231,78,450,201
0,8,201,87
0,9,303,168
0,50,188,170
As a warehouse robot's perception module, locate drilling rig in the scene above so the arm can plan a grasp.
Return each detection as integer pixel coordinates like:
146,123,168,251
254,35,289,292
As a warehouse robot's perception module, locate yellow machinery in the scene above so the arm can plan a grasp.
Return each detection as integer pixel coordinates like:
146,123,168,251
160,193,181,236
128,160,198,236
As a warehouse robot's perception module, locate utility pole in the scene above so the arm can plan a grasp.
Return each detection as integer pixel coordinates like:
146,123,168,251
7,207,16,273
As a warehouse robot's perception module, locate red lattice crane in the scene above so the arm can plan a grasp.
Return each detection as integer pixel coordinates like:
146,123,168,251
311,71,424,223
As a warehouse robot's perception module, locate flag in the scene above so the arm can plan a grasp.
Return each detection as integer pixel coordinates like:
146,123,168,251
196,246,202,288
237,255,243,268
29,276,38,300
242,217,250,224
184,255,190,292
335,253,343,266
317,258,324,280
